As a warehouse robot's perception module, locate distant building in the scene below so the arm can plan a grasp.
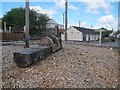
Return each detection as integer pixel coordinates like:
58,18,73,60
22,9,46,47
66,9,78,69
46,18,64,35
117,33,120,38
46,19,58,29
62,26,99,42
114,30,120,39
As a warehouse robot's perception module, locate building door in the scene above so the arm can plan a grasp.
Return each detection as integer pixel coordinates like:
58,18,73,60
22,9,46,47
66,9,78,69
83,34,86,42
88,34,90,42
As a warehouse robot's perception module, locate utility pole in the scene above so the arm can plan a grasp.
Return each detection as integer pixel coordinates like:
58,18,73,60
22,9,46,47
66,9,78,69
79,21,80,27
63,13,64,29
25,0,29,48
99,29,102,46
65,0,68,42
91,25,93,29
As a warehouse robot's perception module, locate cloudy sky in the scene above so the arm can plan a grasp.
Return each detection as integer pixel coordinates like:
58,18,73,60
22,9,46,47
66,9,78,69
1,0,119,31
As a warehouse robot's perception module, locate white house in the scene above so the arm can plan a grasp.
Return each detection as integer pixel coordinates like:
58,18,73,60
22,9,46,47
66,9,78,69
62,26,99,42
46,18,63,29
46,18,64,35
115,31,120,39
117,33,120,38
46,19,58,29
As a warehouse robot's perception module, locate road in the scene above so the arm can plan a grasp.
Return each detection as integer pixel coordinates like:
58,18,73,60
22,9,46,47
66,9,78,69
102,41,118,47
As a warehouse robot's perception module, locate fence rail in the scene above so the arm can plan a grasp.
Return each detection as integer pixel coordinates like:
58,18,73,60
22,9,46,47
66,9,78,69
0,33,25,41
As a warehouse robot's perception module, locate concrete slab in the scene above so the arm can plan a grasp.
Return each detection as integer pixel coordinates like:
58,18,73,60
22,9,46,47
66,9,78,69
30,46,52,58
14,46,52,68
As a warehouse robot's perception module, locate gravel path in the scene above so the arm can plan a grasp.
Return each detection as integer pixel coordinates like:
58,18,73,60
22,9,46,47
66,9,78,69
2,42,118,88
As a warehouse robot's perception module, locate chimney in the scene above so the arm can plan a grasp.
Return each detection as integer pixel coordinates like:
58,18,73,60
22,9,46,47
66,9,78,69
55,26,59,35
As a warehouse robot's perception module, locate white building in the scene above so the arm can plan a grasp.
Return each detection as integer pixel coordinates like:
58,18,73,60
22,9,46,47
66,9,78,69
46,18,63,29
46,19,57,29
62,26,99,42
46,18,64,35
117,33,120,38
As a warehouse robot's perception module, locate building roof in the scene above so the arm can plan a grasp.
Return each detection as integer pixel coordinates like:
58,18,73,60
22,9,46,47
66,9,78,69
73,26,99,34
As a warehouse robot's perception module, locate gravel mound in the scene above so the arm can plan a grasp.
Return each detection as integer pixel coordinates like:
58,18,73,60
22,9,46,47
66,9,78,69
2,42,118,88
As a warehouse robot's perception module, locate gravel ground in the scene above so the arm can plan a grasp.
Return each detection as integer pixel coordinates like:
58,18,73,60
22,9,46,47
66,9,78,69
2,42,118,88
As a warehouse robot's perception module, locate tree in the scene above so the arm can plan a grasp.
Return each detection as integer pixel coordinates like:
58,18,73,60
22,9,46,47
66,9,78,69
2,8,25,30
29,10,49,36
99,27,107,31
2,7,49,36
99,27,113,37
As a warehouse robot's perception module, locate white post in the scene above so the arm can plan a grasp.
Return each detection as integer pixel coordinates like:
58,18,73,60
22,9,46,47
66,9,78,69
99,29,102,45
4,22,7,32
9,26,11,33
23,26,26,33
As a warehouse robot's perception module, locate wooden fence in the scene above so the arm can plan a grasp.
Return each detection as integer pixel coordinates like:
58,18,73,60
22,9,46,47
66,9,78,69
0,33,25,41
